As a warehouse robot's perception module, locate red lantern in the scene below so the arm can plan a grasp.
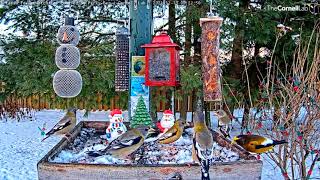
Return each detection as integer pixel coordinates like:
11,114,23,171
141,32,180,86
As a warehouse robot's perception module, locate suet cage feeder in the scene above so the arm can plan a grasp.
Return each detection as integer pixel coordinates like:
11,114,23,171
115,26,130,91
141,32,180,87
55,44,80,69
53,17,82,98
53,70,82,98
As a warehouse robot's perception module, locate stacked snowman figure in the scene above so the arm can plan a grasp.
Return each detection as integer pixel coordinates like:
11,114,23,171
53,16,82,98
106,109,127,142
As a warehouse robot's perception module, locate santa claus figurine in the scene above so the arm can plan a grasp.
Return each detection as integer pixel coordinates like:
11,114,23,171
106,109,127,142
156,109,175,133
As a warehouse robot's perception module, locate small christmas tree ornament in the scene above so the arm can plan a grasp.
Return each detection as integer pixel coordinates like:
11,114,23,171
156,109,175,133
106,109,127,142
130,96,153,128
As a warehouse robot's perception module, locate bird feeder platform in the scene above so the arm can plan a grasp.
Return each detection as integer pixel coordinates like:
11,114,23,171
37,121,262,180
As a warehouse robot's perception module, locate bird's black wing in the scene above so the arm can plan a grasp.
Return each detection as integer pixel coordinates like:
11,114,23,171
111,136,143,150
255,143,273,149
45,119,71,136
87,136,143,157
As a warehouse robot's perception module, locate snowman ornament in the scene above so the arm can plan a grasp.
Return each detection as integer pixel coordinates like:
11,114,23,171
106,109,127,142
157,110,175,133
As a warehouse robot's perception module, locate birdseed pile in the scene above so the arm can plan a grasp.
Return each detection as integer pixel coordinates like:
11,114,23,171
50,128,240,164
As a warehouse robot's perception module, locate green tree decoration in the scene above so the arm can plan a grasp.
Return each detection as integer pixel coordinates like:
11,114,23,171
130,96,152,128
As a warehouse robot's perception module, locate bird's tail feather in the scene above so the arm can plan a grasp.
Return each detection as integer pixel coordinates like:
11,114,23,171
273,140,287,145
41,135,50,142
200,159,211,180
86,151,103,157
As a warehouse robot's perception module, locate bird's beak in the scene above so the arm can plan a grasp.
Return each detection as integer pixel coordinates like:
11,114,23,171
147,128,156,134
231,137,239,145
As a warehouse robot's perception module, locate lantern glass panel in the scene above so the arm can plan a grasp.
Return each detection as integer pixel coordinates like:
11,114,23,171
149,48,170,81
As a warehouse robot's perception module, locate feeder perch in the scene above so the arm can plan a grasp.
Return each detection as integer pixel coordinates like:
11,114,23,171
141,32,180,86
115,26,130,91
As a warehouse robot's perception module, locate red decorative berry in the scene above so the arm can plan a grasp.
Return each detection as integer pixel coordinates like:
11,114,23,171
283,173,289,178
281,130,289,136
257,122,263,129
293,86,299,92
308,170,312,176
256,154,261,160
297,136,303,141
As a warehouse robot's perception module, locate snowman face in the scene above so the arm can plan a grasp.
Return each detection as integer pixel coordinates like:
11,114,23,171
110,114,124,123
57,25,80,45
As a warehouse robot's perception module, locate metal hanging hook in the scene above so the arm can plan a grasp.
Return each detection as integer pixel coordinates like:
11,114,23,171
207,0,215,17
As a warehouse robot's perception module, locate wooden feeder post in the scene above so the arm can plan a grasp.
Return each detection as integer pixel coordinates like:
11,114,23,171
200,17,223,127
129,0,153,119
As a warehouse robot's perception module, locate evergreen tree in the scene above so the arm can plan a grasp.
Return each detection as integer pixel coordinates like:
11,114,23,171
130,96,152,128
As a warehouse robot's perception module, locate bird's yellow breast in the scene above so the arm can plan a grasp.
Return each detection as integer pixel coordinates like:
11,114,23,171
194,123,207,133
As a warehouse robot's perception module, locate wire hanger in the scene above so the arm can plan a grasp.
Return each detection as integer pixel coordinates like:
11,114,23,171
207,0,216,17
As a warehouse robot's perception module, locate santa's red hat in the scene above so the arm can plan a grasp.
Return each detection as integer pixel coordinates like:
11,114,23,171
163,109,173,115
110,109,122,117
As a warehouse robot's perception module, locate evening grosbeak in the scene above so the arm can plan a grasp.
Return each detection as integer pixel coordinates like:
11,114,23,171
232,134,287,154
88,125,152,159
192,101,214,180
42,108,77,142
158,119,188,144
213,109,231,137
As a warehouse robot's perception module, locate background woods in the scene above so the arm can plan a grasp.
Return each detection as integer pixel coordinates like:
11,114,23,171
0,0,318,119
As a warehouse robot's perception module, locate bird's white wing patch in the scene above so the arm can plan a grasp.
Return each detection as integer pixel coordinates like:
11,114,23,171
262,138,273,145
121,140,133,146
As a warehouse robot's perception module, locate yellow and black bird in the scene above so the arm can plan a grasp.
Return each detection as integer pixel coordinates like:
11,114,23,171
192,100,213,180
231,134,287,154
88,125,152,159
158,119,187,144
42,108,77,142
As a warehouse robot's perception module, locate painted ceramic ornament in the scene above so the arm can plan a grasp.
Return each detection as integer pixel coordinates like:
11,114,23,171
157,109,175,133
106,109,127,142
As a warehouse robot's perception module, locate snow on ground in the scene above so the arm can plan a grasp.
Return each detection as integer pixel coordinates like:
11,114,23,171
0,109,289,180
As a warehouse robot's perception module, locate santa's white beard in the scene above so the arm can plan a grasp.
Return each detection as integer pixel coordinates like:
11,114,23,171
161,120,174,129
